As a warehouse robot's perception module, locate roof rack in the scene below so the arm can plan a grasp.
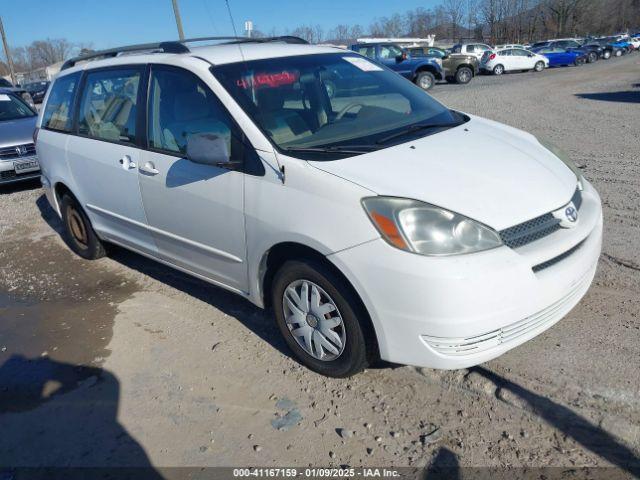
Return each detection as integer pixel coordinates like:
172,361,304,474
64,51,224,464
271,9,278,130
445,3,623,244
60,36,309,70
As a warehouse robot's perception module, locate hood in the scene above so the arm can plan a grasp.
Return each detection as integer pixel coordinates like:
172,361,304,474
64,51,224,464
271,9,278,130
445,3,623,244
0,116,37,148
308,115,577,231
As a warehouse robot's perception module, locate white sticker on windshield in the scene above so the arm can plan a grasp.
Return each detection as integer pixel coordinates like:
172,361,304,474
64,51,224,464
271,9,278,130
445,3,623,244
0,94,11,101
343,56,383,72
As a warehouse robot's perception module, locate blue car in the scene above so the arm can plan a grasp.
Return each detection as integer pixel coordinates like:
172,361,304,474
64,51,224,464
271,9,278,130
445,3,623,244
531,47,587,67
349,43,444,90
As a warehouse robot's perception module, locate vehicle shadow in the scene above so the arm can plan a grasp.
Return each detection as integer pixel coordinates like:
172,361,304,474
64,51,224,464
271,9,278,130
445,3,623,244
34,194,291,360
575,91,640,103
471,366,640,477
0,355,164,479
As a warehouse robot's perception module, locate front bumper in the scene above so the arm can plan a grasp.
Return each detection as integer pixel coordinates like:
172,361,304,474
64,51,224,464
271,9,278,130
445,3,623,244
330,181,603,369
0,158,41,185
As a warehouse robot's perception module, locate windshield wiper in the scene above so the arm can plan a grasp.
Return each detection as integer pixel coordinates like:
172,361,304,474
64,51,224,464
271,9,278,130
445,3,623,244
284,145,378,155
376,121,462,145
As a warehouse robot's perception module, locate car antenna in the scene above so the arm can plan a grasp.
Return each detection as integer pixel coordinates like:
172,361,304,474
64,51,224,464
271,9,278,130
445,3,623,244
224,0,285,185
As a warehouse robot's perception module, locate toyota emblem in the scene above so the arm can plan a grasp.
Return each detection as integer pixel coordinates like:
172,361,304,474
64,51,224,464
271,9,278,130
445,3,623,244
565,206,578,223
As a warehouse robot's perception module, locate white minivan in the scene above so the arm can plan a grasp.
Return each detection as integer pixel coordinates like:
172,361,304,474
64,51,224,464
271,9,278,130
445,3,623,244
36,37,602,377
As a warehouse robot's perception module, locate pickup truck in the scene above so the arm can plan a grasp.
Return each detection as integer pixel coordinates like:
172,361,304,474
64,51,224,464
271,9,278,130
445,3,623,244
349,43,444,90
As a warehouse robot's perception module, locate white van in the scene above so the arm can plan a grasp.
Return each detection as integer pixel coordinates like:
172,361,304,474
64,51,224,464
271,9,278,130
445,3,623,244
36,37,602,377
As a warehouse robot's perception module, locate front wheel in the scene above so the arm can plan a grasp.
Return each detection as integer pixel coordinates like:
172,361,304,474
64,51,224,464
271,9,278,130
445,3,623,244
272,259,370,377
587,52,598,63
455,66,473,84
415,71,435,90
615,49,622,57
534,61,545,72
493,64,505,75
603,50,611,59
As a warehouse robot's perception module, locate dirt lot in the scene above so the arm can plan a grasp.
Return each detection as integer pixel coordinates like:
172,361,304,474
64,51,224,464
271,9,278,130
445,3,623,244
1,54,639,476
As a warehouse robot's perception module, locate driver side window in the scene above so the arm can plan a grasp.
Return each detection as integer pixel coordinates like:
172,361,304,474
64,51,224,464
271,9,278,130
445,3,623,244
147,66,241,159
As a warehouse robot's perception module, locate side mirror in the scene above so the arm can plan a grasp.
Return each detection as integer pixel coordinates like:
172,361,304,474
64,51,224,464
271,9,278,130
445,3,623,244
186,132,241,169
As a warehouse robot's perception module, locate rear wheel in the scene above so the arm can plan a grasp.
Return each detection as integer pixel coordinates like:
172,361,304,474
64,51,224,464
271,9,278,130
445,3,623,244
60,193,107,260
615,49,622,57
415,71,435,90
493,64,505,75
587,52,598,63
455,66,473,84
272,259,370,377
574,57,585,66
603,49,611,59
534,61,545,72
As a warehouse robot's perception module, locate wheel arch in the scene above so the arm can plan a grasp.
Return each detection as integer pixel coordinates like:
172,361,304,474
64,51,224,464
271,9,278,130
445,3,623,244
258,241,380,361
414,64,441,80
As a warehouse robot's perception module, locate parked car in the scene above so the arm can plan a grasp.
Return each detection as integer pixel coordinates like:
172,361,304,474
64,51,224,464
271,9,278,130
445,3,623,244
494,44,526,50
480,47,548,74
629,37,640,50
0,78,36,108
586,37,626,57
531,47,587,67
0,88,40,185
24,81,50,104
36,37,602,377
408,46,478,84
450,43,493,60
536,39,602,63
349,42,444,90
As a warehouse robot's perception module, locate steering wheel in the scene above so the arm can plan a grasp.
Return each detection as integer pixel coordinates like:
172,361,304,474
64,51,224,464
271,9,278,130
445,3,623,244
335,103,365,121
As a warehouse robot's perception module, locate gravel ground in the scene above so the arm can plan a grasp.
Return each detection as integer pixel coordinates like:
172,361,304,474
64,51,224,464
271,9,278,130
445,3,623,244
1,53,639,476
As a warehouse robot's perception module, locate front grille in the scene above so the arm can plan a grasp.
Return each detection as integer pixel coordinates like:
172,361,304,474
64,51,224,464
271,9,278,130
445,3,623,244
422,267,593,357
499,187,583,249
0,169,39,180
0,143,36,160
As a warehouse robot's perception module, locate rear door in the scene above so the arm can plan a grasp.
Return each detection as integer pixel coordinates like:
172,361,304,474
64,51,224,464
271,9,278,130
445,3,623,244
138,65,248,292
66,65,157,254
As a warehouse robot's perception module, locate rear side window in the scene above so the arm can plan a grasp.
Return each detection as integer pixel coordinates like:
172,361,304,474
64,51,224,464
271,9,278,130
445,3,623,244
42,72,80,132
78,68,141,144
147,66,241,158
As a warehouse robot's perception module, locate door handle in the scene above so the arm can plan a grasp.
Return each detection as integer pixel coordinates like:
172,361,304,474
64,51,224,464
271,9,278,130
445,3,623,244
119,155,137,170
139,161,159,175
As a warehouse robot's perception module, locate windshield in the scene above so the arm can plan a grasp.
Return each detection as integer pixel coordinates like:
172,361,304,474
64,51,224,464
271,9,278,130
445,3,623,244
212,53,458,158
0,93,36,121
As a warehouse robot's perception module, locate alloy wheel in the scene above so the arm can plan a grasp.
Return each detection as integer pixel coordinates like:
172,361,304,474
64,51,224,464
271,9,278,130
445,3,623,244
282,279,346,361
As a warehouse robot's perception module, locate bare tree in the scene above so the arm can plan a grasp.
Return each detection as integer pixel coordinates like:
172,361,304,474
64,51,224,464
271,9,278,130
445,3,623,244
444,0,466,40
27,38,74,69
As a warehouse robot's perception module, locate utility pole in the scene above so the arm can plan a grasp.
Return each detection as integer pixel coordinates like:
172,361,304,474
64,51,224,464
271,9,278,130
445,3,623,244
0,17,17,86
171,0,185,40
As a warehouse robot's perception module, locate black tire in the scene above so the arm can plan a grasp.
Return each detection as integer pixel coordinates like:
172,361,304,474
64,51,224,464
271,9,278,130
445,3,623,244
60,193,107,260
415,71,435,90
493,64,505,75
534,61,545,72
587,52,598,63
455,66,473,84
603,49,611,59
574,57,585,66
272,259,370,377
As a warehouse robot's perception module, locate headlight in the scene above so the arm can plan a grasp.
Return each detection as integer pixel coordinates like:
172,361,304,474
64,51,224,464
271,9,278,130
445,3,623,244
362,197,502,256
536,137,584,190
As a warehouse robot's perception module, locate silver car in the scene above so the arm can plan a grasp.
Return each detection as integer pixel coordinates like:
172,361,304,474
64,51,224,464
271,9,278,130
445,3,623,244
0,88,40,185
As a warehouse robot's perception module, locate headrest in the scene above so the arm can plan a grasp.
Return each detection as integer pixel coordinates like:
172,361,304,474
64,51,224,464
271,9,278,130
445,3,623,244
255,88,285,112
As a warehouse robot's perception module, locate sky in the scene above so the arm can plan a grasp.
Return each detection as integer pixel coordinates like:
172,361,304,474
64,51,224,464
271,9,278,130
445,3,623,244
2,0,440,51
